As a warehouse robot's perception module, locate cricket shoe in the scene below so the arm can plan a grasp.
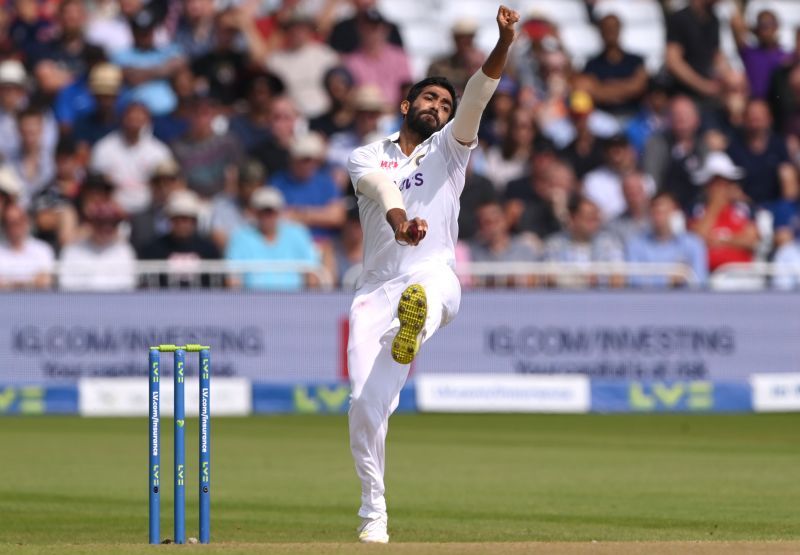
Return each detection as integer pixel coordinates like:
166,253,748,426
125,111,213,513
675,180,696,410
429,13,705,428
391,283,427,365
357,516,389,544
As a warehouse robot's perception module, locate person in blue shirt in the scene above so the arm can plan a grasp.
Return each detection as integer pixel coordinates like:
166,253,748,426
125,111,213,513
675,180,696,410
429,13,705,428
626,191,708,288
270,133,346,239
111,8,186,117
226,186,320,291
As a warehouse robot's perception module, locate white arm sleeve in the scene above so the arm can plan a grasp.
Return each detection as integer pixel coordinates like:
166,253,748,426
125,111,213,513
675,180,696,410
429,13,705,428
451,69,500,144
357,171,405,214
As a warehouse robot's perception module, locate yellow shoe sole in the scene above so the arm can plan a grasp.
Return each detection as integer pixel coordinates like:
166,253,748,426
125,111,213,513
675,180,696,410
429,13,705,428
392,284,427,365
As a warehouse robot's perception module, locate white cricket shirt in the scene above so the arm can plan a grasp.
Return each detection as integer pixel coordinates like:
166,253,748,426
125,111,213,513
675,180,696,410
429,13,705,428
347,120,476,285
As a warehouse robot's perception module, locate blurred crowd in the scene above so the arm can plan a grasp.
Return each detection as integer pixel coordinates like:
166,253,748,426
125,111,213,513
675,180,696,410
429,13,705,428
0,0,799,291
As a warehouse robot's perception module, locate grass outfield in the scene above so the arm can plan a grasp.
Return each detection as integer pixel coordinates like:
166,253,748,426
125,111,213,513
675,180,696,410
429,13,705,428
1,414,799,554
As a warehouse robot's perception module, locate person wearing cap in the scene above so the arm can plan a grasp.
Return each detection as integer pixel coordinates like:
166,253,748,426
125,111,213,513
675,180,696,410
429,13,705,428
0,60,59,164
170,94,244,198
129,158,188,252
210,159,266,251
557,90,605,179
59,199,137,291
689,151,759,272
54,59,124,135
0,203,55,290
70,63,125,147
575,13,647,117
225,186,319,290
89,101,173,214
327,85,388,171
343,8,412,107
584,134,655,221
344,6,520,543
271,132,345,239
139,189,220,287
111,7,186,117
427,18,486,94
327,0,404,55
310,66,357,138
626,191,708,288
265,9,340,119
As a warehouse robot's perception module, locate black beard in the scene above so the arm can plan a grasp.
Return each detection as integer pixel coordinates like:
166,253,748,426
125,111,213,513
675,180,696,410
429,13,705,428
406,105,442,139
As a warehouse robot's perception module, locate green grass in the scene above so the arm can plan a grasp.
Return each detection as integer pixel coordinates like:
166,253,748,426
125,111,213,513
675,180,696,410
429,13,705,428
1,414,799,552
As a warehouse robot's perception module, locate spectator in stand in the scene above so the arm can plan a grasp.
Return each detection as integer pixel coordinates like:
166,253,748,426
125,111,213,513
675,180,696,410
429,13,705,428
171,95,243,199
343,8,412,107
477,76,518,147
328,0,404,55
10,108,55,208
626,78,670,157
272,133,345,240
506,156,574,242
310,66,356,138
226,186,319,291
689,152,759,272
0,203,55,290
129,158,186,252
577,13,648,117
469,200,540,287
644,95,709,214
59,199,137,291
151,66,195,144
0,166,23,237
727,99,798,207
607,171,652,243
85,0,167,57
708,69,750,143
769,29,800,137
458,159,497,241
584,134,653,221
174,0,217,59
626,191,708,288
332,202,364,288
29,0,106,96
228,71,285,152
426,18,485,95
191,8,249,109
9,0,54,59
0,60,58,163
475,107,538,194
139,189,220,287
543,194,625,288
327,85,386,173
29,137,83,253
772,240,800,290
265,10,339,119
112,8,186,117
210,159,265,251
248,95,298,175
71,62,123,148
665,0,726,104
90,101,173,214
558,90,606,179
730,7,789,100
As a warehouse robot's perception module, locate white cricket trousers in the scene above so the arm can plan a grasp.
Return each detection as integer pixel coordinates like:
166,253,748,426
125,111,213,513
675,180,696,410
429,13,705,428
347,264,461,520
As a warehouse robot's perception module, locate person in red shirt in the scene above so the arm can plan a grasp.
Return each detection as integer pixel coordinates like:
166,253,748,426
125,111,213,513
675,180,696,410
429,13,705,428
690,152,759,271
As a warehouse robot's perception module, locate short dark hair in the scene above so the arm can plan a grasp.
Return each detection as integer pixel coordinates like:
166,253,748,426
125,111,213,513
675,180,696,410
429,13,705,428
567,193,595,217
405,77,458,119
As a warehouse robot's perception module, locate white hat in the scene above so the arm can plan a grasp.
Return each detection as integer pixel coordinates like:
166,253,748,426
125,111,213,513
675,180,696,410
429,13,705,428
693,152,745,185
251,186,285,211
89,63,123,95
0,60,26,87
353,85,387,112
289,133,326,160
0,165,22,197
165,190,201,218
452,17,479,35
